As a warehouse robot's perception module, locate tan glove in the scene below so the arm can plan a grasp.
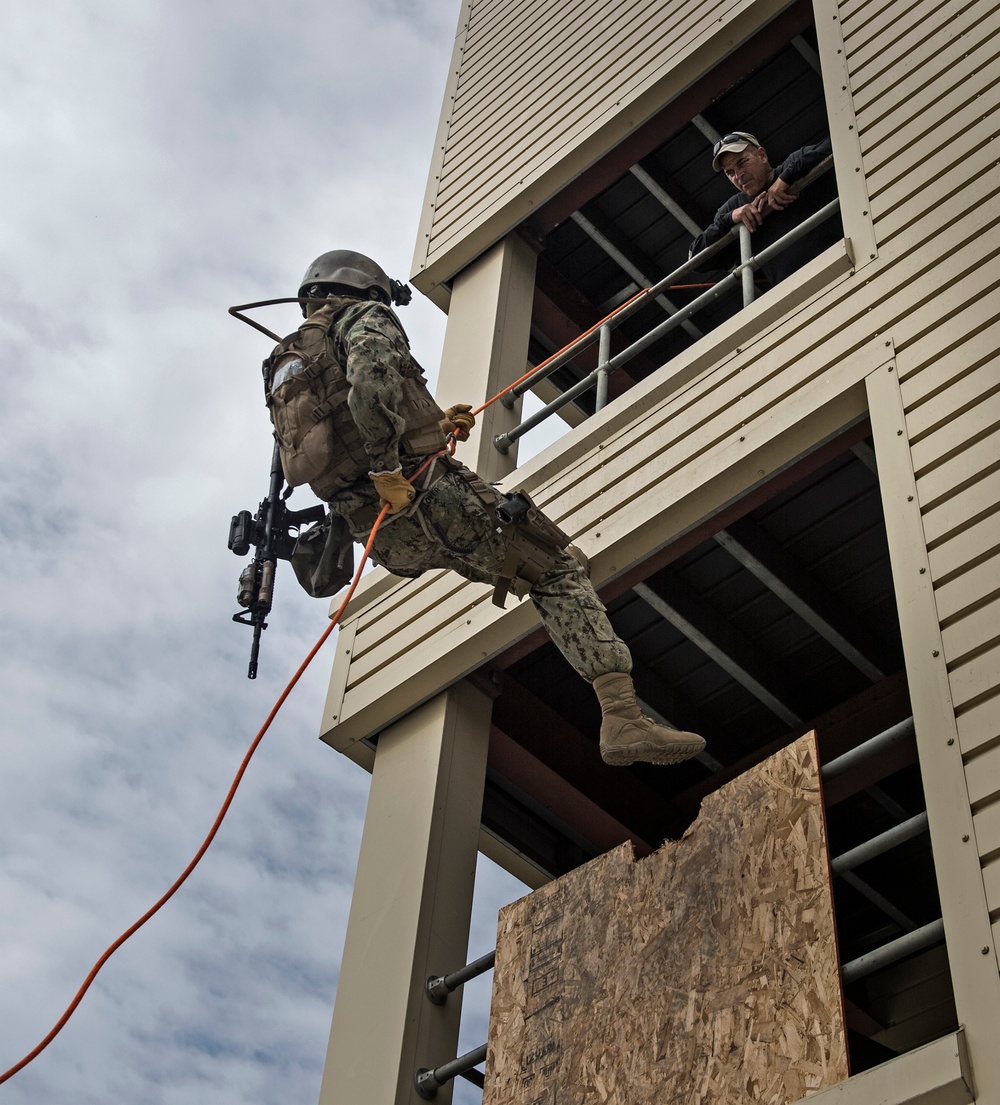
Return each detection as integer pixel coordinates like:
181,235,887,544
369,469,415,515
441,403,476,442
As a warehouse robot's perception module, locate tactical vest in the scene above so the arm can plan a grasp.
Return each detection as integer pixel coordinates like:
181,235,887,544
263,300,447,501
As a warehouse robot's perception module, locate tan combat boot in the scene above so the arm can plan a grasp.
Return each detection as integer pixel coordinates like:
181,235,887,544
593,672,706,766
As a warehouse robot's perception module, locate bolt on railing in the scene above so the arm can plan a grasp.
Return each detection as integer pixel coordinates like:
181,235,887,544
414,1043,488,1099
425,949,496,1005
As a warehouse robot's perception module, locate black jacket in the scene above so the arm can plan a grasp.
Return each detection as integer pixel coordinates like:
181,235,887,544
688,138,841,287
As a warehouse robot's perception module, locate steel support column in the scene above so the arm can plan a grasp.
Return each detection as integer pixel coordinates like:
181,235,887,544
317,682,492,1105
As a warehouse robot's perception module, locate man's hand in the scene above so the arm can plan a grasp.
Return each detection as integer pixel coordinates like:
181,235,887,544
731,199,766,232
763,176,796,211
731,176,798,231
370,469,415,514
441,403,476,442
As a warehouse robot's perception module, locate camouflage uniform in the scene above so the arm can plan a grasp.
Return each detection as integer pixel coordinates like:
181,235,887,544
324,300,632,683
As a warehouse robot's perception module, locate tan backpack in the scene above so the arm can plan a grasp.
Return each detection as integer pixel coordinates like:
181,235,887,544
264,304,370,498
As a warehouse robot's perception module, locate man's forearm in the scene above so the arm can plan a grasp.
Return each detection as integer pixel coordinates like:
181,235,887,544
779,138,833,185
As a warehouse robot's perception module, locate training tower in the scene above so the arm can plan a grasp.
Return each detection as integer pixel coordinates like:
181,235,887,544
316,0,1000,1102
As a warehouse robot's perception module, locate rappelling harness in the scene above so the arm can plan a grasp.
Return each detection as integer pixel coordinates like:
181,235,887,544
256,296,574,612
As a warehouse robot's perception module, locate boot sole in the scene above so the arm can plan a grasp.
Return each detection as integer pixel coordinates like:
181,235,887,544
601,736,706,767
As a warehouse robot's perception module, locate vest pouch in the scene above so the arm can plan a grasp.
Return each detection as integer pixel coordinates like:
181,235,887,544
399,376,448,456
290,513,355,598
268,350,338,488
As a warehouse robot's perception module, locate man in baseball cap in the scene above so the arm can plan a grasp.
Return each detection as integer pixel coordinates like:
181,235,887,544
689,130,839,287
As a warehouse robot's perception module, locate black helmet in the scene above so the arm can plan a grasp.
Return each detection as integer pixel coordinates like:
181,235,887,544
298,250,392,306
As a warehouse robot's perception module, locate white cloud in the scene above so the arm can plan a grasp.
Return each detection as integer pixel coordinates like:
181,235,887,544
0,2,533,1102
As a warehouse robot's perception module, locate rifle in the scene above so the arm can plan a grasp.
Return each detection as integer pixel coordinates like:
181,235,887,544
228,439,325,678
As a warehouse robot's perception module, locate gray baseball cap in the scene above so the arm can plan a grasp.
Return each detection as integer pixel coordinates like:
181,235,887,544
711,131,761,171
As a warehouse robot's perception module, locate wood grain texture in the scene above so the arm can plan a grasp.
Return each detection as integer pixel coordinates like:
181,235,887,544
484,734,847,1105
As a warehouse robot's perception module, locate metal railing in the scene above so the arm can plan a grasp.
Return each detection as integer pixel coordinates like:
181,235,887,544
494,158,838,455
822,717,943,981
414,952,496,1097
414,1043,488,1099
425,950,496,1005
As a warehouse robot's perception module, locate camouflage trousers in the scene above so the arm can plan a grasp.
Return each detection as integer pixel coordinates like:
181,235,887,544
336,465,632,683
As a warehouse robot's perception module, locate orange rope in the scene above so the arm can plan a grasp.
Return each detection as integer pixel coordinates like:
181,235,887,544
0,444,466,1085
3,276,662,1083
469,286,650,417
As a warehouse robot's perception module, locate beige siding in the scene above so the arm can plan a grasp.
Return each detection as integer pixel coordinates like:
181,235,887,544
844,0,1000,955
411,0,789,296
328,0,1000,1094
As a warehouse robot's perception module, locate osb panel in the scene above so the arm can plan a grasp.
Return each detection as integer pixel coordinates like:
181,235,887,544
484,734,847,1105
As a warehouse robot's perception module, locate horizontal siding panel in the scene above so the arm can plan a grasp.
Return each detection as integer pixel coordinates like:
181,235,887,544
840,0,900,41
921,469,1000,548
449,0,713,140
974,797,1000,858
540,351,871,548
908,368,1000,446
438,0,684,165
841,0,947,55
906,355,998,437
942,594,1000,669
949,639,1000,710
853,21,994,156
349,575,504,689
852,0,1000,118
423,0,745,263
448,2,662,138
461,0,530,57
935,548,1000,623
448,8,616,137
346,571,460,669
862,68,1000,196
915,427,1000,512
430,6,722,244
900,312,1000,408
928,510,1000,586
957,688,1000,755
872,244,996,373
867,115,1000,237
846,0,971,87
342,592,537,723
967,743,1000,808
985,854,1000,912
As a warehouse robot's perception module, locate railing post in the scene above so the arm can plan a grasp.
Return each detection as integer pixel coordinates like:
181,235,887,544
739,224,756,307
595,323,612,411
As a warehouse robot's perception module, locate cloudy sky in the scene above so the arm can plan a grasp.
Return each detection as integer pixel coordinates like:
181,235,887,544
0,3,526,1102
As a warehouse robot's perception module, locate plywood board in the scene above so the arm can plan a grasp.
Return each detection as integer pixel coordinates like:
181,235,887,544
484,734,847,1105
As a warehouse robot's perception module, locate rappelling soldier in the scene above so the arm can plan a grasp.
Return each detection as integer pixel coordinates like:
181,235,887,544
266,250,706,768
